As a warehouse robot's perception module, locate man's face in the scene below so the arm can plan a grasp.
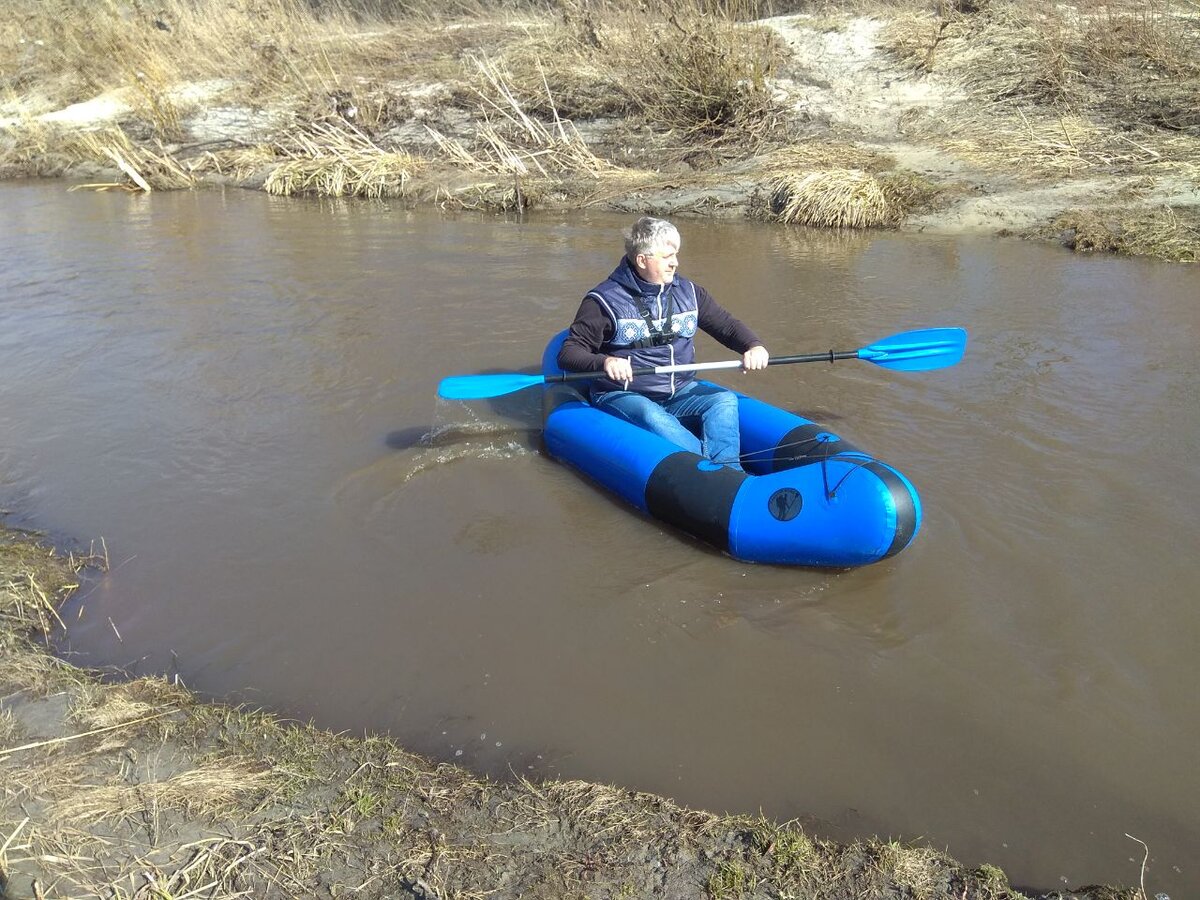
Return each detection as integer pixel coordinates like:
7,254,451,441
636,241,679,285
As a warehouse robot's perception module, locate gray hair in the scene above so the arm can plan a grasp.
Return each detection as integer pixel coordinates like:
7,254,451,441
624,217,680,261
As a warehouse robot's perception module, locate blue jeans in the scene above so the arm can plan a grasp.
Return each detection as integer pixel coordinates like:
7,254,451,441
593,381,743,470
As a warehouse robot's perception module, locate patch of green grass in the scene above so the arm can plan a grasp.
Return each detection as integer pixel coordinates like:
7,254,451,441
763,826,817,882
974,862,1025,900
707,859,755,899
349,786,383,818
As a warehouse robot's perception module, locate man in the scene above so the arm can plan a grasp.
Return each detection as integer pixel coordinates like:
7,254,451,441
557,216,770,471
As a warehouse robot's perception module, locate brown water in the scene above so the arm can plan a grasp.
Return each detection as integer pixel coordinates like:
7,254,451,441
2,181,1197,895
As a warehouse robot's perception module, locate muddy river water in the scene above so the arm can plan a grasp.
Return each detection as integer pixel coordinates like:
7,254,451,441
2,181,1197,895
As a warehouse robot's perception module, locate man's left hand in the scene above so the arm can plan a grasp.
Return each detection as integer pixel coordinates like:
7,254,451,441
742,345,770,372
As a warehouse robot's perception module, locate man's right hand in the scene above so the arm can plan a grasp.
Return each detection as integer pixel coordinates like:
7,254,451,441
603,356,634,386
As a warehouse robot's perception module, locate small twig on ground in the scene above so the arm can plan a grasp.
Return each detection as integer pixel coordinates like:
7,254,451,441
1,816,30,857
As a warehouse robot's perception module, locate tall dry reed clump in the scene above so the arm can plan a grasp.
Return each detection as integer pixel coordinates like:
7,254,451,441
476,0,787,145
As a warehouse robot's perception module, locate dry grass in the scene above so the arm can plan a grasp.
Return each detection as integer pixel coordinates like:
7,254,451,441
6,0,1191,252
874,840,953,900
761,142,897,174
881,0,1200,178
480,1,788,145
261,120,423,197
4,0,783,198
884,0,1200,113
1035,205,1200,262
913,106,1200,181
0,120,200,189
755,143,944,226
770,168,896,227
430,54,611,177
51,762,274,826
1,0,369,112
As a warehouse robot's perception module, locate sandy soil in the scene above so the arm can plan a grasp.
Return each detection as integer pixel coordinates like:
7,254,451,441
757,16,1196,233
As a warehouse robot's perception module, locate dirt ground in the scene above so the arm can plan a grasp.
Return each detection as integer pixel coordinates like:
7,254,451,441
0,525,1139,900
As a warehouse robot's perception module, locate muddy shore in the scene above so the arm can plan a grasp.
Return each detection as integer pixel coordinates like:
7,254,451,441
0,524,1140,900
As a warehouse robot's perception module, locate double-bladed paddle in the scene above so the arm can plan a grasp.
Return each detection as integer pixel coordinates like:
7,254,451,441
437,327,968,401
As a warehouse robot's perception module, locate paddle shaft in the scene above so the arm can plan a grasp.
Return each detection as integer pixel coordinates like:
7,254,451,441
437,328,966,399
544,350,860,384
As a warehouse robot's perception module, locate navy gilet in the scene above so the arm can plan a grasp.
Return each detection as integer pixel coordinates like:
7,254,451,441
586,258,699,401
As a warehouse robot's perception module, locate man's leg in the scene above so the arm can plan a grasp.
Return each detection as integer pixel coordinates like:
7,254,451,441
661,382,743,469
592,390,703,455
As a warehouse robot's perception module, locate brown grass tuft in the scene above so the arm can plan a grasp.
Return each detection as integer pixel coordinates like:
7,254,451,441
1040,205,1200,262
770,168,895,228
51,761,275,826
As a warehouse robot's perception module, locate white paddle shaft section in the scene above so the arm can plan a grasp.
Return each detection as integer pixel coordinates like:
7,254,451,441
647,359,748,374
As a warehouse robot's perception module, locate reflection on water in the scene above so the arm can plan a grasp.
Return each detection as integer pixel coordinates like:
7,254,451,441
1,183,1198,896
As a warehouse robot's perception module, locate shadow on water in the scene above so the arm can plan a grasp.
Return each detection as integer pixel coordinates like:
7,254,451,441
383,425,437,450
384,376,545,454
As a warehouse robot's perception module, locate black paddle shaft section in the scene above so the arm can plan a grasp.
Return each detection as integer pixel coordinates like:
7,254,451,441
645,453,747,552
769,350,860,366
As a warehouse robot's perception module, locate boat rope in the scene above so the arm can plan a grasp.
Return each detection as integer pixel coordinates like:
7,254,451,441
822,455,875,501
736,433,830,462
737,434,875,501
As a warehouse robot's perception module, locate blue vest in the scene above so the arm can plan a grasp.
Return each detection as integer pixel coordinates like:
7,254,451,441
587,258,699,400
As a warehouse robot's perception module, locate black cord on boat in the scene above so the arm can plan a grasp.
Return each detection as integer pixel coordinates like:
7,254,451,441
823,455,875,500
737,434,827,463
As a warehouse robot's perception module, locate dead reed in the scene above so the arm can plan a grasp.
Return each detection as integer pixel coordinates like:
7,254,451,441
262,121,422,198
433,54,611,178
450,0,787,147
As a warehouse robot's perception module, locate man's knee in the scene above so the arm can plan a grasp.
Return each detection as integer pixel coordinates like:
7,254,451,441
714,390,738,410
703,389,738,418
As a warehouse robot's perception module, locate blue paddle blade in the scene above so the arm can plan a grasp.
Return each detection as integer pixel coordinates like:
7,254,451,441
857,327,968,371
437,372,546,400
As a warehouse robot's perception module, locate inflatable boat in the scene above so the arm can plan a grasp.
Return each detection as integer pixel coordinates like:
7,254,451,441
539,331,921,567
438,326,965,568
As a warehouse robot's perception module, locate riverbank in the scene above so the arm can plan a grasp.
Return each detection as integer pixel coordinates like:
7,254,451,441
1,0,1197,261
0,523,1142,900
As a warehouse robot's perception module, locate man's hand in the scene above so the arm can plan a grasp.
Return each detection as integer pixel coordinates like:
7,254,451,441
603,355,634,386
742,345,770,372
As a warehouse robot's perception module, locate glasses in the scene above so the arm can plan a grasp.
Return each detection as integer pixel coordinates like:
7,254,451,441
641,249,679,261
